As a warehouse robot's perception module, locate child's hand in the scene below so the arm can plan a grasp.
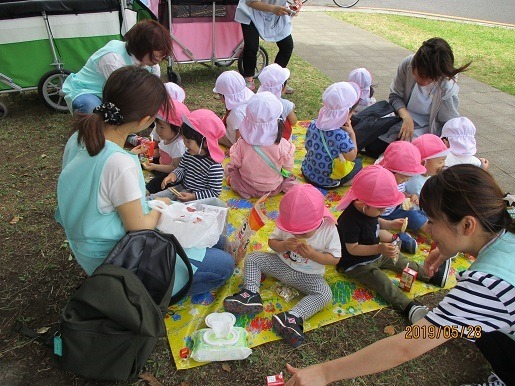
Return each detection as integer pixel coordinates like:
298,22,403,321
176,191,196,202
161,173,177,189
342,116,354,133
130,144,147,155
295,242,315,258
389,218,405,231
379,242,398,259
410,194,419,206
283,238,300,252
142,162,155,171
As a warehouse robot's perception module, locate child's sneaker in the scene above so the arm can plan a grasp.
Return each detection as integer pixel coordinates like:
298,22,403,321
406,301,429,324
272,312,304,347
461,373,506,386
396,232,418,254
428,258,451,287
223,289,263,315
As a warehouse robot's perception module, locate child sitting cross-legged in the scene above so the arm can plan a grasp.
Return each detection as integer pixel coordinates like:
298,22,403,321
375,141,430,252
148,109,225,202
225,92,297,199
224,184,341,347
336,165,451,324
405,133,449,197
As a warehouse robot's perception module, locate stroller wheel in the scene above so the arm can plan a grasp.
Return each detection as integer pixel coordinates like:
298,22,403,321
214,59,236,68
0,102,7,119
38,69,71,113
238,45,269,79
167,69,182,85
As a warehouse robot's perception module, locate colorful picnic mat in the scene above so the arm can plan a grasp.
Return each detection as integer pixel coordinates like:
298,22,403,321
163,121,475,370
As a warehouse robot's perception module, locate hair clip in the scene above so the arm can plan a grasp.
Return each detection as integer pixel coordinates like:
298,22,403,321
503,193,515,206
93,102,124,125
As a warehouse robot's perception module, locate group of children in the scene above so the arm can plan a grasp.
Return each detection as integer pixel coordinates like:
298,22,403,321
127,65,490,347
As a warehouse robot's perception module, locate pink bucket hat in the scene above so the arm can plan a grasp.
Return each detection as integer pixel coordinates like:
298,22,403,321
441,117,477,156
337,165,405,210
276,184,336,234
257,63,290,98
348,68,372,105
164,82,186,103
182,109,226,163
378,141,427,176
316,82,361,130
157,99,190,127
239,92,283,147
213,70,254,110
412,134,449,160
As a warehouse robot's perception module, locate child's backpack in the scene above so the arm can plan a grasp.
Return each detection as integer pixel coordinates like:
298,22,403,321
53,230,193,381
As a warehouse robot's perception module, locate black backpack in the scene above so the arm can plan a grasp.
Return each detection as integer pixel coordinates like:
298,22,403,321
53,230,193,381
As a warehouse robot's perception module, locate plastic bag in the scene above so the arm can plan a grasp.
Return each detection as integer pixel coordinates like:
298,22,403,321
148,200,227,248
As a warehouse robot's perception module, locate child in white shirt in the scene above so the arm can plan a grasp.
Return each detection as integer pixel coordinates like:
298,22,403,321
348,68,376,113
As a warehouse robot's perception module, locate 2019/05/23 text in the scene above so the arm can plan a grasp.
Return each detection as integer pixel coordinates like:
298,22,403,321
405,324,483,339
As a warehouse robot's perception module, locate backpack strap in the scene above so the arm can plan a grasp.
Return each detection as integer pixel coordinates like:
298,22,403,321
165,232,194,307
318,129,333,159
252,145,292,178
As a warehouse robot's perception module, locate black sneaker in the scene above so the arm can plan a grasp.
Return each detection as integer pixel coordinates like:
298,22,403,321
272,312,304,347
428,258,451,287
223,289,263,315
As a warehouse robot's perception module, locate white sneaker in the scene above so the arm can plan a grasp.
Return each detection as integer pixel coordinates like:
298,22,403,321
461,373,506,386
408,304,429,324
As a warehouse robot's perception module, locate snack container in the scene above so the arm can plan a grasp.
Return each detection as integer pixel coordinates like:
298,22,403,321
266,373,284,386
399,264,418,292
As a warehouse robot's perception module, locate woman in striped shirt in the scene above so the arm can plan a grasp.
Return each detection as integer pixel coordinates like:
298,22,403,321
284,165,515,386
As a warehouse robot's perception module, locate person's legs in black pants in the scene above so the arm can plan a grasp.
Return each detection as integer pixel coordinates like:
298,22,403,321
364,138,390,158
275,34,294,68
240,23,260,78
475,331,515,385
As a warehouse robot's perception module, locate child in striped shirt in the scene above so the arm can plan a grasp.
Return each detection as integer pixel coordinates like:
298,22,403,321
149,109,226,202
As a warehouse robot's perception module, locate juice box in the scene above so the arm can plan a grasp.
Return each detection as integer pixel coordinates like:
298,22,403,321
266,373,284,386
399,264,418,292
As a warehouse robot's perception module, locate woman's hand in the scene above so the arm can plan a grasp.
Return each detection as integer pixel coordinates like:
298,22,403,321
272,4,293,16
130,144,147,155
161,173,177,189
285,363,329,386
398,117,415,141
423,247,447,277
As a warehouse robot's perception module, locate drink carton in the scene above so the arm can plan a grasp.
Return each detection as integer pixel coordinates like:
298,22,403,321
399,264,417,292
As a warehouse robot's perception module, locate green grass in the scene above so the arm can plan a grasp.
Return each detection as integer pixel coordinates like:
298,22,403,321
328,12,515,95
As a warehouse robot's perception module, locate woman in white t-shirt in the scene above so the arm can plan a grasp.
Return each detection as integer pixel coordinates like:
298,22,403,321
284,165,515,386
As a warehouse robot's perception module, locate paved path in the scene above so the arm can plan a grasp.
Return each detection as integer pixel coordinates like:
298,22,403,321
291,10,515,192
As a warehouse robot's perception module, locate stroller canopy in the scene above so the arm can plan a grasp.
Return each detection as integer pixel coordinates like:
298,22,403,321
0,0,120,19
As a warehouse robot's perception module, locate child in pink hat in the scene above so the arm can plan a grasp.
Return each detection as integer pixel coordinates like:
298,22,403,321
348,68,377,113
149,109,226,202
405,133,449,197
225,92,297,199
336,165,450,324
376,141,430,242
257,63,297,140
301,82,363,189
224,184,341,347
441,117,489,169
137,100,190,194
213,70,254,148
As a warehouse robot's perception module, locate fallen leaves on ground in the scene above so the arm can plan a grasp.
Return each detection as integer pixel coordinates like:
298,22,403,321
9,216,20,224
221,362,231,373
384,325,396,336
139,372,163,386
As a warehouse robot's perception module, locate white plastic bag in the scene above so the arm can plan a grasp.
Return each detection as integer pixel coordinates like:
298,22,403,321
148,200,227,248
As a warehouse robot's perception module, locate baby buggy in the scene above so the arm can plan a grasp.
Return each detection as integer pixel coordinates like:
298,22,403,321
0,0,154,119
158,0,269,84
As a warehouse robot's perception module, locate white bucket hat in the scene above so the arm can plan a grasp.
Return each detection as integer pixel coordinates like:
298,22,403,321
257,63,290,98
441,117,477,156
239,92,283,147
315,82,360,130
213,70,254,110
348,68,372,106
164,82,186,103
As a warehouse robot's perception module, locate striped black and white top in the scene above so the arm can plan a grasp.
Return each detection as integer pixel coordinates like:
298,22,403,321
426,270,515,341
173,151,224,200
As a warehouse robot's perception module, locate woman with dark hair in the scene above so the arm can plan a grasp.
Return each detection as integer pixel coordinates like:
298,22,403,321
284,165,515,386
360,37,471,157
63,19,172,114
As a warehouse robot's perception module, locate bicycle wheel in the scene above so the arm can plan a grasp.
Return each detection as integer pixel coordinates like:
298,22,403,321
237,45,269,78
287,0,308,4
332,0,359,8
